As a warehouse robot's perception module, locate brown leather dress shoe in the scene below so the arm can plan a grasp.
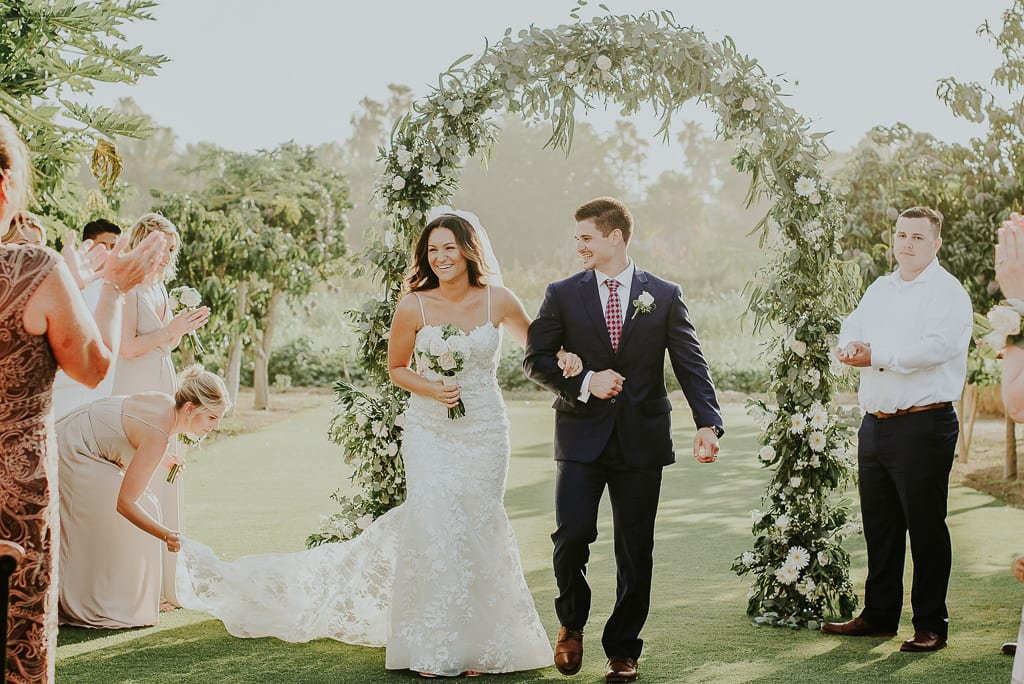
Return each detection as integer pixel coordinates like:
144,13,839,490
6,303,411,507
820,616,897,637
1003,641,1017,656
605,656,638,683
554,626,584,675
900,631,947,652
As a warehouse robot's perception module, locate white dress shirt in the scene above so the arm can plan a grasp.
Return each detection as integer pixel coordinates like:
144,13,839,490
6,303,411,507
579,261,635,402
51,280,116,420
838,258,972,414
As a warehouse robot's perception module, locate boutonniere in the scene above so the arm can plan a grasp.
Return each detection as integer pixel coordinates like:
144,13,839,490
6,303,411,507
631,291,655,319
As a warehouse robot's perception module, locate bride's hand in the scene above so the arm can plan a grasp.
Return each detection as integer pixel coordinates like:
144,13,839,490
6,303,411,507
430,380,461,409
557,350,583,378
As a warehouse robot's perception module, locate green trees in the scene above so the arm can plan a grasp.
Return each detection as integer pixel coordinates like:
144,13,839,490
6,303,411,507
154,143,351,408
0,1,166,226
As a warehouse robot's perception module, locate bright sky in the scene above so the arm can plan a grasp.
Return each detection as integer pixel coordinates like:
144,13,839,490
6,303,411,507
90,0,1010,165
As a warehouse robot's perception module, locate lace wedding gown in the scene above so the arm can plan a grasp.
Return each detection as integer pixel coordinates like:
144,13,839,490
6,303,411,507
177,294,552,676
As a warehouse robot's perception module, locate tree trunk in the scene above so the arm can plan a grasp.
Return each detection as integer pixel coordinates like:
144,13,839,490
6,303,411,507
253,290,281,410
225,281,249,411
958,383,980,463
1006,415,1018,480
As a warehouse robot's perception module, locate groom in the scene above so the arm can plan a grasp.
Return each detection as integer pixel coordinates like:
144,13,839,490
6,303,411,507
525,197,724,682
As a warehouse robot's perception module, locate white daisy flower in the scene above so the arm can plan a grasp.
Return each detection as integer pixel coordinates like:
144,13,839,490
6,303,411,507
794,175,817,197
786,546,810,569
808,431,827,452
419,167,440,186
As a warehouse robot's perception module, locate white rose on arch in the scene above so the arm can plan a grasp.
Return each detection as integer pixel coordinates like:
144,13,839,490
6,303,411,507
564,59,579,74
595,54,613,71
785,331,807,357
446,99,465,116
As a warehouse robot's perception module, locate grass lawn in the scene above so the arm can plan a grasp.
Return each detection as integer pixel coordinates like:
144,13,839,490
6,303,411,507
55,397,1024,683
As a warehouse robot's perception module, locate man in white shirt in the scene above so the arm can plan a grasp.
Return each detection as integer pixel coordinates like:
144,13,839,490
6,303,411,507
52,219,123,419
821,206,972,652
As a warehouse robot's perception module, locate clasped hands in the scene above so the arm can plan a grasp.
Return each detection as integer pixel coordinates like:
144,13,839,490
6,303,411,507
836,341,871,367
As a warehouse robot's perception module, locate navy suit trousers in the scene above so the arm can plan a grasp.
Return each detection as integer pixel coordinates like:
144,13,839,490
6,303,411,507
856,405,958,636
551,428,663,660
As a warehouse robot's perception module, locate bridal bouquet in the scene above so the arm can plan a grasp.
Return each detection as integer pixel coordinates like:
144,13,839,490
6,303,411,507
415,323,471,419
168,285,206,355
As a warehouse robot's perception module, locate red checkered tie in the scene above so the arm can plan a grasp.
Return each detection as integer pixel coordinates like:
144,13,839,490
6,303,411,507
605,278,622,352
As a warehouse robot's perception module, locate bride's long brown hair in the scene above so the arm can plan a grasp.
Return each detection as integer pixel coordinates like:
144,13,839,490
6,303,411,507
402,214,492,293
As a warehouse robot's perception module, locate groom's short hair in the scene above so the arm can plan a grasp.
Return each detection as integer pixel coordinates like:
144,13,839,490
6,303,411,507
575,197,633,245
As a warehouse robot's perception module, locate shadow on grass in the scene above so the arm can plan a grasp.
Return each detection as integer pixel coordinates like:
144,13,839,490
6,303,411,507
56,400,1022,683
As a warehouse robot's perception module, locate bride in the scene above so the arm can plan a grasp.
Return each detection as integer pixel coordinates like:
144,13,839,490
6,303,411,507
177,209,582,677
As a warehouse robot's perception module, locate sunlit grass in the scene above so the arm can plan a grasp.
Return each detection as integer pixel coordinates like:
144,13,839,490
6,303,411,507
56,399,1024,683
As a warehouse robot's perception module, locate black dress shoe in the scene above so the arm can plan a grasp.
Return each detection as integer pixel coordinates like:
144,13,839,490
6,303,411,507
1002,641,1017,656
820,616,897,637
899,631,947,652
605,656,638,683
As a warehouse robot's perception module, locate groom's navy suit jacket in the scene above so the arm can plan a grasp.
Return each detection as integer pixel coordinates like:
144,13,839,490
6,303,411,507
524,267,722,468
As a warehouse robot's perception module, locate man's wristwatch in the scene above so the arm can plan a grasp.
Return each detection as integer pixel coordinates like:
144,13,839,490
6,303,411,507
702,425,724,438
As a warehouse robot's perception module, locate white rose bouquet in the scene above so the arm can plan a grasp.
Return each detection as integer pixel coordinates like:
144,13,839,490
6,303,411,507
975,298,1024,356
168,285,206,355
415,322,470,419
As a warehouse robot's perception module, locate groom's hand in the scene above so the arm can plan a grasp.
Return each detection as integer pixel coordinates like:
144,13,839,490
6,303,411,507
694,428,719,463
589,370,625,400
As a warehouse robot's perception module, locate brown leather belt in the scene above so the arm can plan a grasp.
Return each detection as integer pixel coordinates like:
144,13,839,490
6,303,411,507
868,401,952,420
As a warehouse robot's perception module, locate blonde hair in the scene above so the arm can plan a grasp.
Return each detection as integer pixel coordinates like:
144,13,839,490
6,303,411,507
129,212,181,281
2,210,46,245
0,114,31,229
175,365,231,415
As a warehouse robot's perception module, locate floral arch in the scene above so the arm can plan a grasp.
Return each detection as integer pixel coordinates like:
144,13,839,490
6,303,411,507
314,9,861,629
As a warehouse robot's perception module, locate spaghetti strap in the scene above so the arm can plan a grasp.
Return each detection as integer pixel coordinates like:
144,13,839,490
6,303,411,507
486,285,492,326
412,292,427,327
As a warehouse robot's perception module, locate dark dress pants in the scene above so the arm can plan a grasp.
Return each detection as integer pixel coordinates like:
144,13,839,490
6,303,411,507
551,428,663,660
857,405,958,636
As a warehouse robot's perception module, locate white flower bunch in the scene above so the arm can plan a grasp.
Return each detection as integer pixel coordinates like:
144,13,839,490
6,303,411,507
415,322,472,418
981,300,1024,352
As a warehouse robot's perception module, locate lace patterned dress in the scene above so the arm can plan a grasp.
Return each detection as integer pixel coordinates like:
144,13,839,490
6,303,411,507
177,288,552,676
0,245,59,684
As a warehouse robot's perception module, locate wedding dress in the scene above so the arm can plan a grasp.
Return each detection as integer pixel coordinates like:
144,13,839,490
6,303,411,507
177,287,552,676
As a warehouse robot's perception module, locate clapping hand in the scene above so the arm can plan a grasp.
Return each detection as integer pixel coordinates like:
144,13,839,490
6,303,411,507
996,213,1024,299
99,232,168,294
60,231,106,290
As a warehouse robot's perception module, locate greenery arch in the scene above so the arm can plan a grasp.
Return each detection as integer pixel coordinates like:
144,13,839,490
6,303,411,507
313,8,861,629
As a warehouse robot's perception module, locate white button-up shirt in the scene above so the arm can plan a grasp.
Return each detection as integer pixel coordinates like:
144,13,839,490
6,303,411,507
579,260,635,402
838,258,973,414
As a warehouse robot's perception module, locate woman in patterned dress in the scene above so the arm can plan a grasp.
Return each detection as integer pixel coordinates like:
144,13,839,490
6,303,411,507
0,113,165,683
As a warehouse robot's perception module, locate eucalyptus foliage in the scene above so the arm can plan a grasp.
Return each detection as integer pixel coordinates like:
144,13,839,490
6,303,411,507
0,0,166,225
315,6,858,627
